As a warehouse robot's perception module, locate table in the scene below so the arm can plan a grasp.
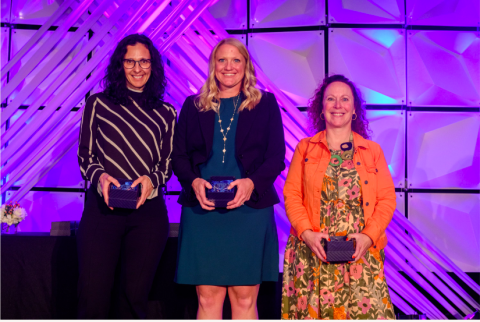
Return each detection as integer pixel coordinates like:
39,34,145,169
1,233,281,319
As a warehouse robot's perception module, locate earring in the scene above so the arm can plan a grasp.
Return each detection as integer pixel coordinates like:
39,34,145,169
320,112,325,120
352,113,357,121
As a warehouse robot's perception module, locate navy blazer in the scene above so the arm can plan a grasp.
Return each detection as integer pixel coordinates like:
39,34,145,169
172,91,286,209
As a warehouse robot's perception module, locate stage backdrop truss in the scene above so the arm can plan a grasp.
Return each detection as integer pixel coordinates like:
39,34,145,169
1,27,9,88
9,29,88,106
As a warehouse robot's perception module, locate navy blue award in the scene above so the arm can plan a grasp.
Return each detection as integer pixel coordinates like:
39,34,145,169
206,176,236,208
108,178,142,209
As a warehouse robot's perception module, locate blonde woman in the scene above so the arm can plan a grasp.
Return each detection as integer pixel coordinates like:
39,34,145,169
172,38,285,319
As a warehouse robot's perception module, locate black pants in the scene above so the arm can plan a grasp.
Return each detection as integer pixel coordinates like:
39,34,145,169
77,185,169,319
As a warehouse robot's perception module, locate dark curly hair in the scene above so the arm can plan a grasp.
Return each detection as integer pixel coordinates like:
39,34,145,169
102,34,166,110
308,74,371,139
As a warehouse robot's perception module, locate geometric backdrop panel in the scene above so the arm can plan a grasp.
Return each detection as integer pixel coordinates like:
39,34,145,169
208,0,247,30
14,142,85,188
11,0,63,25
329,28,406,105
250,0,325,28
407,31,480,107
167,173,182,193
166,195,182,224
249,31,325,106
328,0,405,24
407,112,480,189
406,0,480,27
367,110,405,188
1,27,8,88
5,191,84,232
408,193,480,272
9,29,87,106
396,192,404,216
1,0,10,23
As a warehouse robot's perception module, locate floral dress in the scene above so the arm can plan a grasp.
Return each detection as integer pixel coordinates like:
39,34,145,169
281,145,395,320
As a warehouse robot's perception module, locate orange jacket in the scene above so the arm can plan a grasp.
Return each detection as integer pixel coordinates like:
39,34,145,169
283,130,396,250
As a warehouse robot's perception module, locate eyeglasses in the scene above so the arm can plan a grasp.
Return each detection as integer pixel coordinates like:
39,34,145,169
123,59,152,69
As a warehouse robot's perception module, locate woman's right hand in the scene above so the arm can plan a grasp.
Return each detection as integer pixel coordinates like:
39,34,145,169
301,230,330,263
99,173,120,210
192,178,215,211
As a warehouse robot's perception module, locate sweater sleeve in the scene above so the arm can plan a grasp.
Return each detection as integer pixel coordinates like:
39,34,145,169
77,95,106,186
146,103,177,189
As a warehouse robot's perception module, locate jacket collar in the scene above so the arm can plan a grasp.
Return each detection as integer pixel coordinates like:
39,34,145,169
309,130,369,149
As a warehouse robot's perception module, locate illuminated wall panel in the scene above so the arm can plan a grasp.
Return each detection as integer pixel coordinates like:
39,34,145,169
407,112,480,189
9,29,87,107
1,27,9,88
328,0,405,24
408,193,480,272
250,0,325,28
208,0,246,30
14,143,85,188
1,0,10,22
165,194,182,223
407,30,480,107
6,190,84,232
11,0,63,25
329,28,406,105
406,0,480,27
367,110,405,188
396,192,404,216
167,174,182,193
249,31,325,106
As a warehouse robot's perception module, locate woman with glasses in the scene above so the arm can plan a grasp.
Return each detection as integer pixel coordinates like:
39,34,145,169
77,34,175,318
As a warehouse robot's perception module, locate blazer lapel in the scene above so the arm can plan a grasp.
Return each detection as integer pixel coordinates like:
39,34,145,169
198,109,215,157
236,104,260,152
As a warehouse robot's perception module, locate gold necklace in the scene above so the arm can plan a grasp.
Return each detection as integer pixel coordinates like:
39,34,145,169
217,94,240,163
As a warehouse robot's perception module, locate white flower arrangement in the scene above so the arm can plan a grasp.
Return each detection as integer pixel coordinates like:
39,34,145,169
1,202,28,232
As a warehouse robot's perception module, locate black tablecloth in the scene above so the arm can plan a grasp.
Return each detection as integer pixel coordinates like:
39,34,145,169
1,233,281,319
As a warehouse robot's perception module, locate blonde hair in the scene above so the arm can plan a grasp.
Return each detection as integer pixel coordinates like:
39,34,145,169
195,38,262,112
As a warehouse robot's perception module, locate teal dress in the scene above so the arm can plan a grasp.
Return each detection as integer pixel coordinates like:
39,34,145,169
175,96,279,285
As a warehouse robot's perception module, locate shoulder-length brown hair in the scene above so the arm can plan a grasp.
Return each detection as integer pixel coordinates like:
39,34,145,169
308,74,371,139
195,38,262,112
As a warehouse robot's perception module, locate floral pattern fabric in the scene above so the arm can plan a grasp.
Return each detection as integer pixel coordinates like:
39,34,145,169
282,149,395,320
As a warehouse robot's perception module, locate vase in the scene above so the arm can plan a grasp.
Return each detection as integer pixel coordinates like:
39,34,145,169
1,223,18,234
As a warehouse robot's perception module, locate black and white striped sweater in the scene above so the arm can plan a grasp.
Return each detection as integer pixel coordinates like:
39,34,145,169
78,89,176,198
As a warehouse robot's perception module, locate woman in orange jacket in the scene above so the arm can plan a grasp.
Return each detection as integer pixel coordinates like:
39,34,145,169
281,75,396,320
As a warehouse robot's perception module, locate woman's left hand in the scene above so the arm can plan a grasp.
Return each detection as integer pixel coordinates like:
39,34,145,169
132,176,154,209
226,178,254,209
346,233,373,262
